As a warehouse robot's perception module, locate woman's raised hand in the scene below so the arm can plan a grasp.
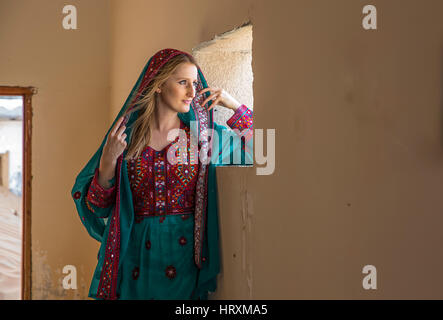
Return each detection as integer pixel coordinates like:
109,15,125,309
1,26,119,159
101,116,128,165
199,87,242,112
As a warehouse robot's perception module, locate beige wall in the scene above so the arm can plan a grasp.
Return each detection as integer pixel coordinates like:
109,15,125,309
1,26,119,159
2,0,443,299
250,0,443,299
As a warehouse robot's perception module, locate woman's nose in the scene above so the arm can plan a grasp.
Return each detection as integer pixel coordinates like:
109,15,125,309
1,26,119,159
188,85,196,98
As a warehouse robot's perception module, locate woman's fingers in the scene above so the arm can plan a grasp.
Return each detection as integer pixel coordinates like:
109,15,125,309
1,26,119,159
111,116,125,136
207,96,221,111
102,117,128,163
199,87,211,95
200,87,216,101
199,88,212,105
115,124,126,138
201,91,220,107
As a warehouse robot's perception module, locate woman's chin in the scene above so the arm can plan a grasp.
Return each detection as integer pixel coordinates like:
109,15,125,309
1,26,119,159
180,105,190,113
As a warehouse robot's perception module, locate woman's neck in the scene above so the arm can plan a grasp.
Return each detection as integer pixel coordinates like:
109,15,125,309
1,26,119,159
152,106,180,133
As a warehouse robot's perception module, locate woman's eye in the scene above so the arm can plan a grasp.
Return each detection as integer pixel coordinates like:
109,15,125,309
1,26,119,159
179,80,198,88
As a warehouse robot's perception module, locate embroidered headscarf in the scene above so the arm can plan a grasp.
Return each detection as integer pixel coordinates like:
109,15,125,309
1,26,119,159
72,48,218,300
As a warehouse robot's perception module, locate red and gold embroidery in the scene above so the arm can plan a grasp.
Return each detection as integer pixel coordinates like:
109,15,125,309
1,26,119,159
96,157,123,300
86,168,116,209
226,104,254,152
226,104,253,132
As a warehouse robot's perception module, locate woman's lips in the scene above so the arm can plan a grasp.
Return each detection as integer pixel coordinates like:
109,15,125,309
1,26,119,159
183,100,192,104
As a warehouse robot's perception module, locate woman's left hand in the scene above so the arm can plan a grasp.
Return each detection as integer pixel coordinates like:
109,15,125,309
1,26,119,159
199,87,242,111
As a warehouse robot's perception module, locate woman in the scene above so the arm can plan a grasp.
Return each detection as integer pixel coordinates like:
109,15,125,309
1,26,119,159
72,48,253,300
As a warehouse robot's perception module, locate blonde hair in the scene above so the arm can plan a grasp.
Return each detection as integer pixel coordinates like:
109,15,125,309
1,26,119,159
123,54,198,161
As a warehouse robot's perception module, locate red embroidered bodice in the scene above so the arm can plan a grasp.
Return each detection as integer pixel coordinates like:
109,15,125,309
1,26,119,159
127,120,198,220
86,104,253,220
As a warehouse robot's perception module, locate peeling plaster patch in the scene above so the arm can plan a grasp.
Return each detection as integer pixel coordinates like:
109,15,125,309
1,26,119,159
32,241,66,299
76,264,88,299
32,242,89,299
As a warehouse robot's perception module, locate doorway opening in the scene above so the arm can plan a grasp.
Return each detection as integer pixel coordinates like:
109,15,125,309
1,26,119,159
0,86,34,300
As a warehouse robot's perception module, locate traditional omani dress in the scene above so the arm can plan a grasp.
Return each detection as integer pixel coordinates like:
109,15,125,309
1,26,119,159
84,105,253,299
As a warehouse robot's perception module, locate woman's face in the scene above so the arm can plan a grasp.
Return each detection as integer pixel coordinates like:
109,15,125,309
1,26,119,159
157,62,198,114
